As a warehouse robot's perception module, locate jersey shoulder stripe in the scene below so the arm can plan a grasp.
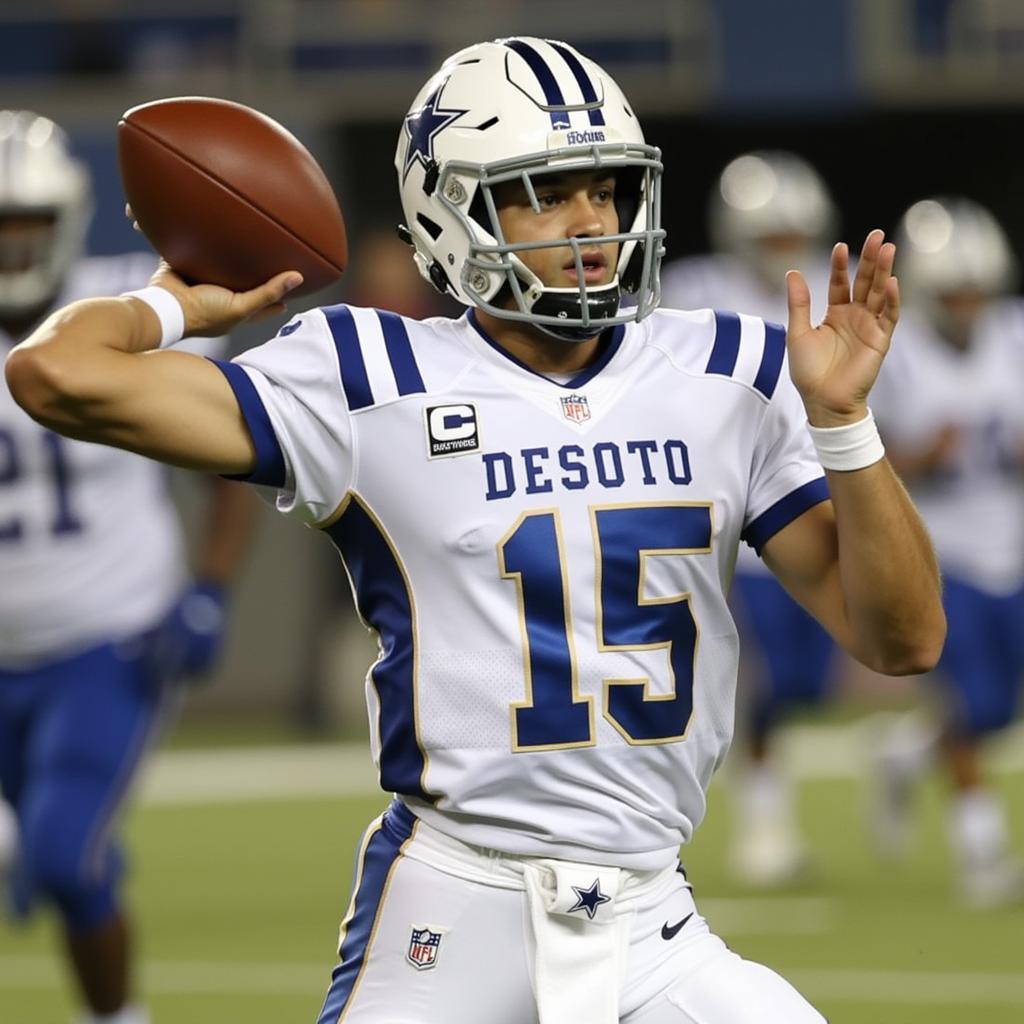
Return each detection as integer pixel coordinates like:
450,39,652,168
706,310,741,376
752,321,787,400
703,310,787,400
377,310,426,397
324,304,373,410
321,304,426,412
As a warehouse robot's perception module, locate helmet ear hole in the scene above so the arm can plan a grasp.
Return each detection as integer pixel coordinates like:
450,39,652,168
428,259,454,296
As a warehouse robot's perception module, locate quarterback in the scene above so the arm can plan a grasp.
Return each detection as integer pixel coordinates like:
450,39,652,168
6,40,943,1024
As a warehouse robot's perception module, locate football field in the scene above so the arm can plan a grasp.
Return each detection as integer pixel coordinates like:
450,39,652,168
2,724,1022,1023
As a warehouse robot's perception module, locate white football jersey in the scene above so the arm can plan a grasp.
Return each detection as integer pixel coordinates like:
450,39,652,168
660,252,830,577
221,304,827,868
0,253,219,666
873,301,1024,595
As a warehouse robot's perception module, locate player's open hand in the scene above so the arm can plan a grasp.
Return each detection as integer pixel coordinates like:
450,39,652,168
786,229,899,427
147,259,304,337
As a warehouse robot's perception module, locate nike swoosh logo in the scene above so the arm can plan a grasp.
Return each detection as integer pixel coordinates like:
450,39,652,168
661,912,693,940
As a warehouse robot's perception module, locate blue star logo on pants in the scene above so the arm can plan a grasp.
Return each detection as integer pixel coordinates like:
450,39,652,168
568,878,611,920
402,82,467,180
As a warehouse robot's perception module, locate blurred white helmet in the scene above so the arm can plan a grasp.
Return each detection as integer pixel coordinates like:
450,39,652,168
395,37,665,341
896,197,1016,302
0,110,92,319
709,150,836,287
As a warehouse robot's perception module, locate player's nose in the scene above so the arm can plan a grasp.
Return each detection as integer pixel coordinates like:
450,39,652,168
564,190,604,237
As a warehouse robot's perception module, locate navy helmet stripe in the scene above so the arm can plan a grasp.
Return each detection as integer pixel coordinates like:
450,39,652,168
325,500,432,801
324,305,374,410
315,802,416,1024
375,310,426,396
706,310,742,377
753,321,787,399
548,41,606,126
505,39,570,129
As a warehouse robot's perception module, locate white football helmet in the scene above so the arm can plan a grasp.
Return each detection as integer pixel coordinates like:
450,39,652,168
395,37,665,341
895,197,1016,344
896,197,1016,301
709,150,836,287
0,110,92,318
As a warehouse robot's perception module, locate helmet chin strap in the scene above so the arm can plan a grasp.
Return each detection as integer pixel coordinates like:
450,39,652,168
525,281,622,343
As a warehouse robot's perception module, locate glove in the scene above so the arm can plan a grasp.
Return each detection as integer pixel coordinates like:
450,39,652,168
147,580,228,685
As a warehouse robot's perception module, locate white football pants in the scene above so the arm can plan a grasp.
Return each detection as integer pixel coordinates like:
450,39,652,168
316,801,826,1024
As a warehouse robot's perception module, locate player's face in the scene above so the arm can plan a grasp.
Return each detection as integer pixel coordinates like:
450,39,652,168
937,288,989,348
0,213,56,274
492,170,619,291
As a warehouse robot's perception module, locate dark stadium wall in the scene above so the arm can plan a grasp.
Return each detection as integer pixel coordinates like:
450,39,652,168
338,109,1024,279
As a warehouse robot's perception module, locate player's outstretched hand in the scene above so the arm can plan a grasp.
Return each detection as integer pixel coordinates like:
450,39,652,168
785,229,899,427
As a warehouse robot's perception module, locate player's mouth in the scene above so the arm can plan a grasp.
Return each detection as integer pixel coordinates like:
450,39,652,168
563,250,608,284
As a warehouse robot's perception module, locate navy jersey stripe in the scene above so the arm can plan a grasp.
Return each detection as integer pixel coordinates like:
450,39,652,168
743,477,830,554
548,41,606,126
505,39,570,129
376,310,426,396
324,499,432,801
316,801,416,1024
706,310,741,377
324,305,374,410
207,359,287,487
753,321,787,399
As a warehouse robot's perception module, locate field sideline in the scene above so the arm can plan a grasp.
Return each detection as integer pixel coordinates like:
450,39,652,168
2,720,1023,1023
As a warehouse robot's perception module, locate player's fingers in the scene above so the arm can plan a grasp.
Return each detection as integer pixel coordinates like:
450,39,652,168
828,242,850,306
880,275,900,341
851,229,884,304
239,271,303,314
786,269,813,339
866,241,896,316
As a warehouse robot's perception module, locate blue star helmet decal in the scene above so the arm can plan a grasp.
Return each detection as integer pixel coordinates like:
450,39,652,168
402,82,468,181
568,878,611,920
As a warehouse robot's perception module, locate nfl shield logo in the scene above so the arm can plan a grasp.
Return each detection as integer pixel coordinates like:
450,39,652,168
406,926,443,970
561,393,590,422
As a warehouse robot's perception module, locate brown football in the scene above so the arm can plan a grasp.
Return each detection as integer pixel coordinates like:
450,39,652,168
117,96,347,298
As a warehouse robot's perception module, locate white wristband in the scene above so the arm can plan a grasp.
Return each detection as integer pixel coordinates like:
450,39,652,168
121,286,185,348
806,408,885,472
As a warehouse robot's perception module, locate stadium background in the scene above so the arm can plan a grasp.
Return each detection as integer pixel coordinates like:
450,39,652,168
2,2,1023,1021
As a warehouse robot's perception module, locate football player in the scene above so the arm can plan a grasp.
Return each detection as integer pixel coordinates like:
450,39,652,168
0,110,256,1024
5,42,943,1024
661,151,840,886
870,196,1024,906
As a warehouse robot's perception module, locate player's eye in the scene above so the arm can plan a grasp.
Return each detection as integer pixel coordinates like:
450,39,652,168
536,193,560,209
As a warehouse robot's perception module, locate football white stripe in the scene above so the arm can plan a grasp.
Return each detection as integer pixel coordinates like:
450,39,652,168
348,306,400,406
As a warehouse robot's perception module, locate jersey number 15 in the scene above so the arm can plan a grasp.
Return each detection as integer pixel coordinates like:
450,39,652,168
499,503,712,751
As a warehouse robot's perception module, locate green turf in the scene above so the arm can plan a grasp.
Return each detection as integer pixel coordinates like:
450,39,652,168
1,772,1021,1022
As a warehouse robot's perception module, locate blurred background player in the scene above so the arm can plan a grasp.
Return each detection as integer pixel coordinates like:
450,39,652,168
870,196,1024,907
660,151,840,886
0,110,256,1023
